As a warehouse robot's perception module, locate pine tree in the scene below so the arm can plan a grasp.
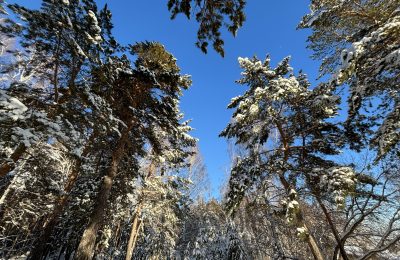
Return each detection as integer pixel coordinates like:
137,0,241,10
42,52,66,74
0,0,110,178
0,1,125,258
0,142,74,259
131,174,191,259
75,42,195,259
299,0,400,159
220,55,371,259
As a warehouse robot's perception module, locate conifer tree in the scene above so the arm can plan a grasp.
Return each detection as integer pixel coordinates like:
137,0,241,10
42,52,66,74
0,1,126,258
0,0,111,178
176,200,246,259
220,55,368,259
299,0,400,159
75,42,195,260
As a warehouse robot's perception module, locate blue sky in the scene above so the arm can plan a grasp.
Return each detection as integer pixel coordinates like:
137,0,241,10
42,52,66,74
12,0,320,197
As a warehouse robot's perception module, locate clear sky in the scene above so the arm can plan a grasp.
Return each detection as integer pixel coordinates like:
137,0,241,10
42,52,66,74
12,0,320,197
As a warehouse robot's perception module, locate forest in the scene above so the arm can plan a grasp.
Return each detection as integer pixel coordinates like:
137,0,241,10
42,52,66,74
0,0,399,259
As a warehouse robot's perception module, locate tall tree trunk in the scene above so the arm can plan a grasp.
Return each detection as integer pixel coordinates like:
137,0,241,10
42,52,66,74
278,177,324,260
276,122,324,260
315,196,349,260
125,158,156,259
305,228,324,260
53,34,61,103
125,203,143,260
0,143,26,177
75,124,133,260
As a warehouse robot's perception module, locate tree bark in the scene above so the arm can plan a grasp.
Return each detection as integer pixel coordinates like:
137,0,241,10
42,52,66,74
305,228,325,260
53,34,61,103
125,158,156,259
315,196,349,260
75,124,133,260
276,122,324,260
125,203,143,260
0,143,26,177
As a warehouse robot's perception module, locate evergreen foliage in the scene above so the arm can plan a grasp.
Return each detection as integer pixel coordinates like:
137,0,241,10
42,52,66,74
0,1,399,259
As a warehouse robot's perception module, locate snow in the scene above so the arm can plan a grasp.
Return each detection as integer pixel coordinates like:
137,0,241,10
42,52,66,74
72,147,83,157
268,76,304,101
0,90,28,121
254,87,264,99
296,226,308,240
303,9,328,27
69,38,87,58
87,11,98,24
12,127,39,147
313,166,356,208
248,103,259,116
34,111,62,132
252,124,262,134
337,15,400,84
87,10,102,44
385,49,400,66
234,113,245,123
287,200,299,209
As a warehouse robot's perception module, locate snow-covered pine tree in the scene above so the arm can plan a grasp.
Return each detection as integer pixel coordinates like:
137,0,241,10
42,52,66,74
127,145,207,259
0,0,111,178
220,55,371,259
299,0,400,159
126,124,197,259
0,143,73,258
0,1,130,258
75,42,196,260
1,3,196,258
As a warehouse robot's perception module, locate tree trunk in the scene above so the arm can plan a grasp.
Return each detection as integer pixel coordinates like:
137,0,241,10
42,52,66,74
276,122,324,260
125,158,156,259
277,175,324,260
75,124,133,260
0,143,26,177
0,178,14,206
315,196,349,260
125,204,143,260
0,144,27,220
53,34,61,103
305,228,325,260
